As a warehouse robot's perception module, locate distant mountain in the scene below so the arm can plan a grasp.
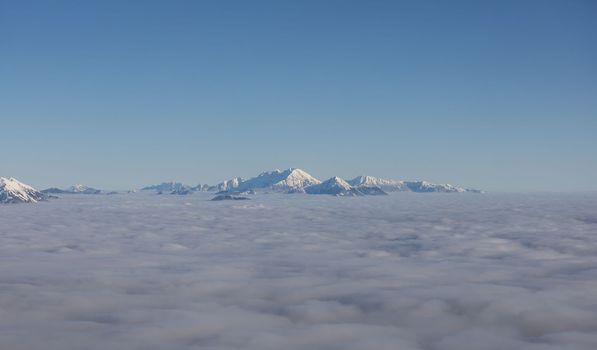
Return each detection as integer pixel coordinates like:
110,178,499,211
42,184,101,194
25,170,479,201
305,176,363,196
212,169,478,195
348,176,407,191
67,184,101,194
142,182,191,193
349,175,479,193
232,168,321,193
143,180,240,195
191,184,211,192
170,187,193,195
213,177,243,192
1,177,46,204
151,169,321,194
403,181,464,193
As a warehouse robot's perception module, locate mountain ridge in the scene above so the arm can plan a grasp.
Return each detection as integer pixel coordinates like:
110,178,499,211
0,177,46,203
6,168,479,203
141,169,480,196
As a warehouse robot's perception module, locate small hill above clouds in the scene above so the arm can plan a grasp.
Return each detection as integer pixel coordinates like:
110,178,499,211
0,177,46,204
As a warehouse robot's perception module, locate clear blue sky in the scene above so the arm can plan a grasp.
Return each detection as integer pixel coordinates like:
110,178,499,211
1,0,596,191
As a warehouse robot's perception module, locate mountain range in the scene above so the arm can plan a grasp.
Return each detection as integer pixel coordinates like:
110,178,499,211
42,184,102,195
1,168,480,203
144,168,481,196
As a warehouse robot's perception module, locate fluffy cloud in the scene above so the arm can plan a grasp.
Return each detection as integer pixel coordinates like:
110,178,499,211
1,192,596,349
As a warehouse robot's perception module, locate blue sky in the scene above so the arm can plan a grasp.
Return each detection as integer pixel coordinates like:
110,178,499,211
1,0,596,191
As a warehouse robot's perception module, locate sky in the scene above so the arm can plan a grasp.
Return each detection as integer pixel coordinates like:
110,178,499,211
1,0,596,191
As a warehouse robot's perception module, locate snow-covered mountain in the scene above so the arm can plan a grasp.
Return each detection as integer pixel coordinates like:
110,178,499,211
192,184,211,192
403,181,462,193
213,177,244,192
68,184,99,194
304,176,388,196
146,169,320,194
349,175,479,193
305,176,363,196
349,176,407,191
42,184,102,194
141,182,191,193
213,170,478,195
0,169,479,204
0,177,46,204
233,168,321,193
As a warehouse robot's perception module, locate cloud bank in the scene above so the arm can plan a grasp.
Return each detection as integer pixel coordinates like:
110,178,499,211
1,193,597,349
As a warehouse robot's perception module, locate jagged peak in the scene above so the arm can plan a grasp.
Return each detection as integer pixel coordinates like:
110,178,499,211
0,177,46,204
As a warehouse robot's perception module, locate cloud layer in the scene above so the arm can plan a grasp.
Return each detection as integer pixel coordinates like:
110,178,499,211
1,193,597,349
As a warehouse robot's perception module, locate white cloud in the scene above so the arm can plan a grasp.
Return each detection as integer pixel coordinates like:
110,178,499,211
1,192,596,349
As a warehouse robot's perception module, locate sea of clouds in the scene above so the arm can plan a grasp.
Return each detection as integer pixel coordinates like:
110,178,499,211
1,192,597,350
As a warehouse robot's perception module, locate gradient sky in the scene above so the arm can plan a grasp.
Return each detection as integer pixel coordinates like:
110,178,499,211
1,0,596,191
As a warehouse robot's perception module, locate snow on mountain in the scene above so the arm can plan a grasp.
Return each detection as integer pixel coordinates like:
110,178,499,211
270,168,321,192
403,181,456,193
42,184,102,194
349,175,479,193
305,176,362,196
213,177,244,192
348,176,407,191
192,184,211,192
403,181,480,193
141,182,190,193
203,170,479,196
0,177,46,204
67,184,102,194
235,168,321,193
170,187,193,195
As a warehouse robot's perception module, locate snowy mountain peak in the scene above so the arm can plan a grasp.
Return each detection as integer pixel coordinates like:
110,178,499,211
305,176,361,196
404,181,471,193
235,168,321,192
349,175,405,190
273,168,321,191
328,176,352,189
215,177,243,192
0,177,46,204
141,182,189,193
68,184,93,193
